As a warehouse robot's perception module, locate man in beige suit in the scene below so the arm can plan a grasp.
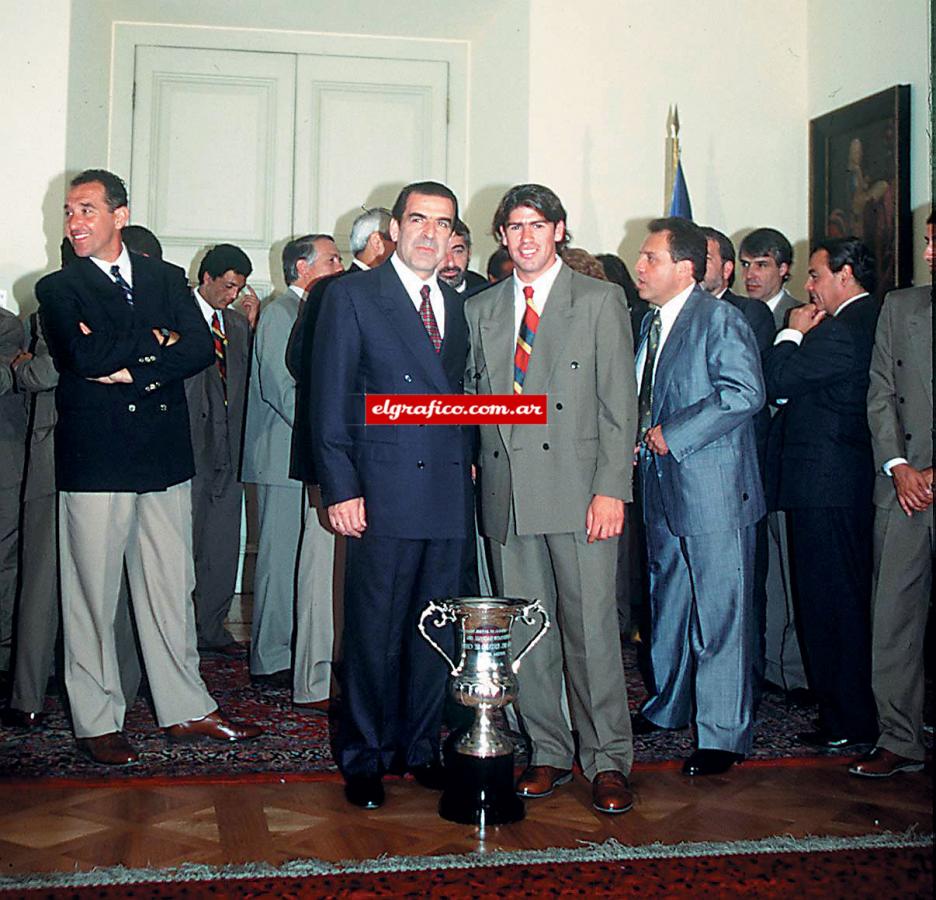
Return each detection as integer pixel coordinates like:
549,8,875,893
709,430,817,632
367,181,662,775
465,184,637,815
850,212,934,778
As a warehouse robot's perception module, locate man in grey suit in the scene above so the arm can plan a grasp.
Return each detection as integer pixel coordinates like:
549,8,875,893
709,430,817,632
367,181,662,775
465,184,637,815
635,217,765,776
347,208,395,274
0,307,26,676
738,227,808,697
242,234,342,688
850,213,934,778
186,244,253,656
4,294,142,727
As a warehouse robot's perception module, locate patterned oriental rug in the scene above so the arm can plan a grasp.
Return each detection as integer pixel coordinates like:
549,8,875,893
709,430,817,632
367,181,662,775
0,646,931,782
3,832,932,897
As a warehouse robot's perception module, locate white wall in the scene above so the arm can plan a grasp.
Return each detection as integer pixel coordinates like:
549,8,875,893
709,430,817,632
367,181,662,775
528,0,810,286
0,0,71,314
64,0,531,275
807,0,933,286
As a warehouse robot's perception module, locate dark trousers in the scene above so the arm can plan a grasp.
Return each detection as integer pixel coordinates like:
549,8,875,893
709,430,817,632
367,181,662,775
337,532,466,778
787,506,877,739
751,515,768,703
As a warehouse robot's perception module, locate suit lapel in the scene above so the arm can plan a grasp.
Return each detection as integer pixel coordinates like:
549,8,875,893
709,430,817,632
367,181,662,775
479,279,516,397
651,287,699,418
376,263,451,394
905,290,933,405
520,265,575,396
440,284,467,391
75,257,135,327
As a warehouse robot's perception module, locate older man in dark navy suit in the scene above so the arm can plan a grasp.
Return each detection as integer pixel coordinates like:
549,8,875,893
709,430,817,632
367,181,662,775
307,181,474,810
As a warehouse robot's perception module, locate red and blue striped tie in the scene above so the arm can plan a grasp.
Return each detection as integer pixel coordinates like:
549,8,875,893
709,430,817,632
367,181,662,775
513,285,538,394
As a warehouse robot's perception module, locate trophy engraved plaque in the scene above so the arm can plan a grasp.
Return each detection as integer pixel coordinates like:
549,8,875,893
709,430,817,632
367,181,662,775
419,596,550,825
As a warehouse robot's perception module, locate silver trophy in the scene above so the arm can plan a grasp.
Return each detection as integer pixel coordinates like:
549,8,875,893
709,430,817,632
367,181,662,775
419,596,550,824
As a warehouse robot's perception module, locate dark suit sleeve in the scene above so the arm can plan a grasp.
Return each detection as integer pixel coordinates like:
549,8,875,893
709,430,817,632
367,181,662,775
308,278,362,507
763,320,856,402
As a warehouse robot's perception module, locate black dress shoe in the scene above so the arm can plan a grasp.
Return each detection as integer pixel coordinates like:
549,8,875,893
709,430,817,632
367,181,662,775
682,749,744,776
1,708,46,730
250,669,292,689
344,774,385,809
786,688,816,707
797,730,873,751
409,762,447,791
631,713,667,736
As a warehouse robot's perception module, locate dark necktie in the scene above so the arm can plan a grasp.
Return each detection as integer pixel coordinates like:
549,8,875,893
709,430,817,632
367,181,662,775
513,285,538,394
211,311,228,405
637,310,662,438
110,264,133,307
419,284,442,352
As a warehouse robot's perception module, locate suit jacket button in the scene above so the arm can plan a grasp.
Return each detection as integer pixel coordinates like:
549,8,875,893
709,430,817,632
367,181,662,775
159,403,167,412
905,433,912,441
899,397,905,403
416,460,425,469
542,443,550,450
742,492,749,501
493,450,499,458
404,373,413,382
570,361,579,369
896,359,903,366
555,402,563,410
128,404,136,412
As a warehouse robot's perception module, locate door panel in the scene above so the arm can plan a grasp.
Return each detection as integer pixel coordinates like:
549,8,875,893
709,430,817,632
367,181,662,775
293,55,449,250
131,45,296,286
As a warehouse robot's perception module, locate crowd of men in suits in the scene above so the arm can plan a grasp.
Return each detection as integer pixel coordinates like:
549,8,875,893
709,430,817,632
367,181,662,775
0,167,931,812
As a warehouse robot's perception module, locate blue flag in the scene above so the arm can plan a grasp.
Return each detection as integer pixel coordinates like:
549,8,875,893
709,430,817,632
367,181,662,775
669,157,693,220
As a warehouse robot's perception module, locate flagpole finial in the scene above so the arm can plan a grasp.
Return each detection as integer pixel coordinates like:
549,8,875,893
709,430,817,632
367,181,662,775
673,105,681,138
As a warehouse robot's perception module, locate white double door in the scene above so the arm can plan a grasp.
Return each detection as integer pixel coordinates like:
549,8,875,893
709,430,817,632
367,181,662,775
130,45,450,292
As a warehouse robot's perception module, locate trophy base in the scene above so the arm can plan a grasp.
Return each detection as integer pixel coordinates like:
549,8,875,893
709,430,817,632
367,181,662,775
438,750,525,826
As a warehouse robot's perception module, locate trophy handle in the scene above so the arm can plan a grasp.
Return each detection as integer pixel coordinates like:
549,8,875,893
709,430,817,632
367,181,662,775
511,598,551,674
417,601,459,674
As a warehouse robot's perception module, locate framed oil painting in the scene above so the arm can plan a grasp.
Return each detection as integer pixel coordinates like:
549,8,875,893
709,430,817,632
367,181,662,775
809,85,910,294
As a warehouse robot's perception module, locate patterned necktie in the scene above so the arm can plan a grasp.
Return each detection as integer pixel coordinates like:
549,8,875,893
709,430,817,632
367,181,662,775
110,264,133,307
419,284,442,353
513,285,538,394
210,311,228,405
637,309,662,438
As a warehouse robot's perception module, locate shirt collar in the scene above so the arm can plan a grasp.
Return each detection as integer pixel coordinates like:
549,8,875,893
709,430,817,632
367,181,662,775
655,282,695,329
765,289,786,312
194,287,223,331
90,244,132,287
390,252,441,301
289,284,305,300
353,256,370,271
833,292,869,316
512,255,563,311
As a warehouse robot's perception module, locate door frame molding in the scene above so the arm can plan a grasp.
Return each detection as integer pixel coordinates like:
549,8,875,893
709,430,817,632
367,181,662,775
109,22,468,204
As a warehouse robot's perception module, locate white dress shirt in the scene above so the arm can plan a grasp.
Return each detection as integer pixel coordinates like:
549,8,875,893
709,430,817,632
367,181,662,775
390,252,445,338
512,256,563,335
90,244,133,289
635,282,694,388
195,288,225,336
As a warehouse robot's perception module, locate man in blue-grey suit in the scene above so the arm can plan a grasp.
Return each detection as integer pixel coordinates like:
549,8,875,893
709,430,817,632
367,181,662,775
633,217,765,776
307,181,474,810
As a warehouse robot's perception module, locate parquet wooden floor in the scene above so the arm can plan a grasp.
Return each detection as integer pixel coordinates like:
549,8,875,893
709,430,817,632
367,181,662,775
0,762,930,876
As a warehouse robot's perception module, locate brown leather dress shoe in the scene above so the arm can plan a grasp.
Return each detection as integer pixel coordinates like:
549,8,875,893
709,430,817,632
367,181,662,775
515,765,573,798
848,747,925,778
592,770,633,814
77,732,139,766
165,711,262,743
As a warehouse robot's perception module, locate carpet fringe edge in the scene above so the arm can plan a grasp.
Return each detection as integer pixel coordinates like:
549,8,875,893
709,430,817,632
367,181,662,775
1,827,932,891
